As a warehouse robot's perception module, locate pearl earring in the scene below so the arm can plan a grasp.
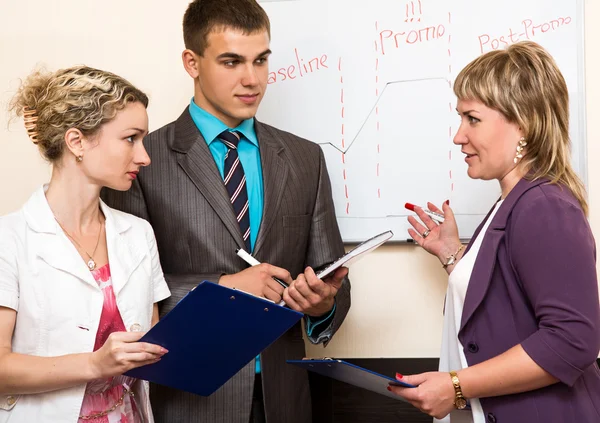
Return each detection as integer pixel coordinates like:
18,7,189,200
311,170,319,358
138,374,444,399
76,155,83,163
514,137,527,164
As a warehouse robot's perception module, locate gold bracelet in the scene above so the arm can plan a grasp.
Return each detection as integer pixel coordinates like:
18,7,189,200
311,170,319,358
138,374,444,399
449,371,467,410
442,244,464,268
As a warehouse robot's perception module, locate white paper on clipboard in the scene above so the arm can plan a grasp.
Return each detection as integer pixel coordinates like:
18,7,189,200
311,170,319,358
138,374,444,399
316,230,393,279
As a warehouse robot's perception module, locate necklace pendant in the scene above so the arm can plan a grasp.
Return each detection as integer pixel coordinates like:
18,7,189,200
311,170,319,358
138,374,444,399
87,259,96,271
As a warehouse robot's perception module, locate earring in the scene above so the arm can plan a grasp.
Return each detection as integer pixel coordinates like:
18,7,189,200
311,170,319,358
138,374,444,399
514,137,527,164
76,155,83,163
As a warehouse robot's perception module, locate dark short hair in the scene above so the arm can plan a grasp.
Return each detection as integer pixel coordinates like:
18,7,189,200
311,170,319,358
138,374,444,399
183,0,271,56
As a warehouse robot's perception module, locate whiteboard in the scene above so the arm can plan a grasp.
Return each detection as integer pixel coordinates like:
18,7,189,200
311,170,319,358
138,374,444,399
257,0,586,242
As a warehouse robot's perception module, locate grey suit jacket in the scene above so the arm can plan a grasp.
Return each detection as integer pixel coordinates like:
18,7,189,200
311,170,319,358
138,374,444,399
102,108,351,423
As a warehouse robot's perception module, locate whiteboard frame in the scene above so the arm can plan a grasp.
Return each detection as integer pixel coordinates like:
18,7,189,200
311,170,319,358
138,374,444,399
259,0,588,244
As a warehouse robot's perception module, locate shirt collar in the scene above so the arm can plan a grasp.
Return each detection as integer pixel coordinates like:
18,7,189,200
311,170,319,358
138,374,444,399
188,99,258,147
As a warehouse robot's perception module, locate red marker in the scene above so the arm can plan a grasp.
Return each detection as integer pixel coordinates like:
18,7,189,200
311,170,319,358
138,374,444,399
405,203,445,223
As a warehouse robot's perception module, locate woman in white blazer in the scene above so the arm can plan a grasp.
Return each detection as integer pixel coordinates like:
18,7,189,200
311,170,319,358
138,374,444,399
0,66,171,422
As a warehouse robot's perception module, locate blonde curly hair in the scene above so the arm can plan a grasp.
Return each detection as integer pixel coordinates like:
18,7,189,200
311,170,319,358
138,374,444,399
9,65,148,163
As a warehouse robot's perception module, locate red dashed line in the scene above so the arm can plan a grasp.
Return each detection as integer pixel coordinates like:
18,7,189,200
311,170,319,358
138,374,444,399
375,21,381,200
340,58,350,214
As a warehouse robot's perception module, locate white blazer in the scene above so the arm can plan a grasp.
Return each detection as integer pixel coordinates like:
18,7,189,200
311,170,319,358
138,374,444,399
0,186,171,423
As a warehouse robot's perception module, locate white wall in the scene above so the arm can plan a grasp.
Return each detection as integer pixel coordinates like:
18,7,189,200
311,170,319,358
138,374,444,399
0,0,597,359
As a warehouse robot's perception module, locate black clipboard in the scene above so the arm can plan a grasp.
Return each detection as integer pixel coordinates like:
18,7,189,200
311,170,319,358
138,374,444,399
288,359,414,401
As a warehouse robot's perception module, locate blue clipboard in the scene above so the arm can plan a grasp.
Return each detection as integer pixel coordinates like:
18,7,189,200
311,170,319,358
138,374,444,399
287,359,415,400
126,281,303,396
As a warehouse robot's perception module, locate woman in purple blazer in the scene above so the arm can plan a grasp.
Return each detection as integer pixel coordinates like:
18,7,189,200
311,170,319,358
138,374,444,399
390,41,600,423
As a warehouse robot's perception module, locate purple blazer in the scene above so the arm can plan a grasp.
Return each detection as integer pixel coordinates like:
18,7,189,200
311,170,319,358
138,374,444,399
459,177,600,422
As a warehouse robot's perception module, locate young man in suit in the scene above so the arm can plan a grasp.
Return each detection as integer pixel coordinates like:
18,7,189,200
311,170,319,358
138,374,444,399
102,0,351,422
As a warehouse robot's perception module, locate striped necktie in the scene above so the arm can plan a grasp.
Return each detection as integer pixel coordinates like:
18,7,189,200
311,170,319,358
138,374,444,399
218,130,251,251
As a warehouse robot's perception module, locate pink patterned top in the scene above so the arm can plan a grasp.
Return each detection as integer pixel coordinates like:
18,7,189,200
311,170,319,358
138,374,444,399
78,264,142,423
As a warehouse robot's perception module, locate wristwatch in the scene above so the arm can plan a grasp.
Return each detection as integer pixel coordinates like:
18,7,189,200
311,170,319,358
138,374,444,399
449,371,467,410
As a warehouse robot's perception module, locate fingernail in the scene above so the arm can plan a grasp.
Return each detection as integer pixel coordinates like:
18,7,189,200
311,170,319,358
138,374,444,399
386,386,392,391
445,200,450,206
160,348,169,354
396,373,403,379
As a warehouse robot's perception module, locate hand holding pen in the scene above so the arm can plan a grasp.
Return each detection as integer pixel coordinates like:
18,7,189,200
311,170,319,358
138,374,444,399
236,249,347,315
219,250,293,304
405,201,462,264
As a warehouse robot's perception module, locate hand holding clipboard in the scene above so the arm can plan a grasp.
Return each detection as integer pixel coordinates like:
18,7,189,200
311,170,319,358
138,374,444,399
280,230,393,316
234,231,392,315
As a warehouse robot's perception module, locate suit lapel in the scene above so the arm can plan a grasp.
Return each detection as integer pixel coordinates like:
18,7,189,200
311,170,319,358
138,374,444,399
101,202,144,296
171,109,245,247
24,187,146,294
253,121,289,256
459,177,548,334
35,233,99,289
24,186,99,289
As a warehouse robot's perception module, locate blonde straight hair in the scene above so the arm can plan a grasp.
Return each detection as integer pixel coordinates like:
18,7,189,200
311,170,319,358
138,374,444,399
453,41,587,215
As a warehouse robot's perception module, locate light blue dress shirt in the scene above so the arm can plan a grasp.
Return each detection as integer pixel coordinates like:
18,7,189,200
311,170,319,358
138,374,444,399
188,99,336,374
189,99,263,252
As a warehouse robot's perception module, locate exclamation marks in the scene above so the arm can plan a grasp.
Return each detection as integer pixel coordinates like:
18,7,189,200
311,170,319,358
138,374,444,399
339,57,350,215
448,12,454,194
375,21,381,199
405,0,422,22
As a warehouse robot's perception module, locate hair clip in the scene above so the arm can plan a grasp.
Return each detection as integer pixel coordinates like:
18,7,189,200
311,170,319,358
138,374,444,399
22,106,40,144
